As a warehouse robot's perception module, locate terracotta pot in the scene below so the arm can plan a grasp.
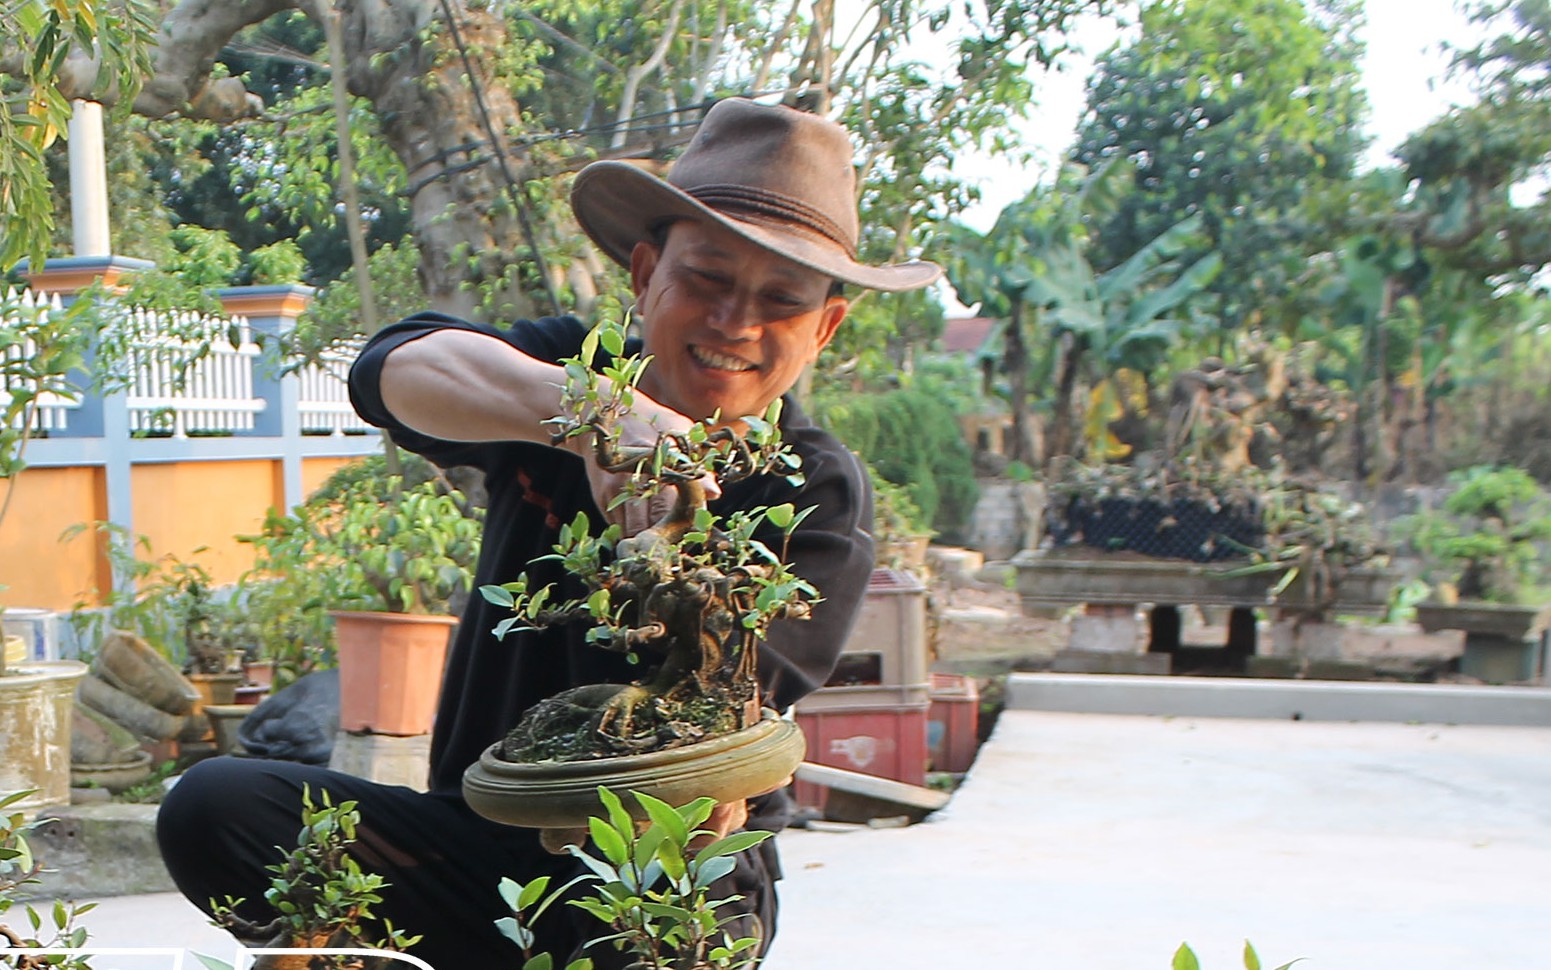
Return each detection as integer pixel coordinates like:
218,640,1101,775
243,659,276,689
94,630,200,715
77,672,185,741
182,671,245,743
72,703,143,764
0,660,88,811
332,611,456,736
462,712,806,829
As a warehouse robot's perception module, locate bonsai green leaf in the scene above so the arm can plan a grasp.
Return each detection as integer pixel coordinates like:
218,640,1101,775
690,855,736,890
520,953,553,970
675,796,716,831
192,956,236,970
597,787,632,833
497,876,525,910
765,504,795,530
495,915,535,950
565,855,621,891
635,792,689,846
691,830,772,867
1174,943,1202,970
599,326,625,358
1244,941,1261,970
588,816,629,867
481,584,517,608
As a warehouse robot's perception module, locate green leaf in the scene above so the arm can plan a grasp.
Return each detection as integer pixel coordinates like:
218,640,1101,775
192,955,236,970
692,829,772,865
588,816,630,866
765,503,795,529
1244,940,1261,970
1174,943,1202,970
635,791,689,846
522,953,554,970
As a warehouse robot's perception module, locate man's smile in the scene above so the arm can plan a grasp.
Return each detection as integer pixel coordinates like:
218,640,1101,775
689,344,758,372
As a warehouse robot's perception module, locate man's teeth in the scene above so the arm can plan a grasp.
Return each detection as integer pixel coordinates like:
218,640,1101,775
691,346,755,371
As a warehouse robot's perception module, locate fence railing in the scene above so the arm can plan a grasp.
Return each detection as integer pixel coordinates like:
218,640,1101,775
1,286,373,440
1,288,81,432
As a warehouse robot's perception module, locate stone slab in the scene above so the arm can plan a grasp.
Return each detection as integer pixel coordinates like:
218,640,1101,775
1005,672,1551,726
21,802,172,900
1067,614,1144,653
1050,649,1170,676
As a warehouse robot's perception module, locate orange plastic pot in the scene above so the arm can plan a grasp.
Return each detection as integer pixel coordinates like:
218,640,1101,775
331,611,456,736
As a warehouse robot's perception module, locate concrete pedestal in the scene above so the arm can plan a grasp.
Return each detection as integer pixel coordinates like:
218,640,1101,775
1268,617,1345,660
328,731,431,790
1069,604,1143,653
1460,633,1544,684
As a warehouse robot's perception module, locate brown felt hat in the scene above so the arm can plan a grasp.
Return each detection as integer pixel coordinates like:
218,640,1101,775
570,98,943,293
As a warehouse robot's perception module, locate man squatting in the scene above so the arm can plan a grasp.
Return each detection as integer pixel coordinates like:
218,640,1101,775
157,97,942,967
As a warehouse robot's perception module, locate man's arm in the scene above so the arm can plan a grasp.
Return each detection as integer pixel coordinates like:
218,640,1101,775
358,320,716,531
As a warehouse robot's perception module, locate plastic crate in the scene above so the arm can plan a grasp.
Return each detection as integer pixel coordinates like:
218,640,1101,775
927,672,980,773
801,568,930,711
792,700,929,813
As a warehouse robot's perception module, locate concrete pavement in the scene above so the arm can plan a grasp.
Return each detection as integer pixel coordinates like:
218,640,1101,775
28,677,1551,969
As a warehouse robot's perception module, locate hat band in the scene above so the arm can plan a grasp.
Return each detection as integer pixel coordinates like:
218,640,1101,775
687,184,858,260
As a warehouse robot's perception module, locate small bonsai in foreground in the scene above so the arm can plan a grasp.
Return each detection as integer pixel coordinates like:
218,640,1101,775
481,321,818,762
208,786,420,970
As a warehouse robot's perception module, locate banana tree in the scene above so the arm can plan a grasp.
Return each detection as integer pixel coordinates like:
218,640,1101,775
945,160,1221,466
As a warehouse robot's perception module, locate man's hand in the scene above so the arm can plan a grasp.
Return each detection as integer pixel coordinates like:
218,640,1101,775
560,390,720,537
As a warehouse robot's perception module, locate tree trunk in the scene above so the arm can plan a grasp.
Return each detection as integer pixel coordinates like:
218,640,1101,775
1004,298,1035,465
338,0,560,320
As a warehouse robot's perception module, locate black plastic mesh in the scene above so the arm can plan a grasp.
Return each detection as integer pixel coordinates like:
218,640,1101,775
1045,495,1263,563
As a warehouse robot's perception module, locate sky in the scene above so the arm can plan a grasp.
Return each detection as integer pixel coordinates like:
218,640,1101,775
915,0,1490,313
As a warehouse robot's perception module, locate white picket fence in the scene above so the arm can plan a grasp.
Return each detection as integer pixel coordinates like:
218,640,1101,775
298,339,371,435
122,305,266,436
1,287,371,438
0,288,80,431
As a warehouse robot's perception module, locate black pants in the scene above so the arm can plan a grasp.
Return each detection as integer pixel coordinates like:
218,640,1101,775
156,756,781,969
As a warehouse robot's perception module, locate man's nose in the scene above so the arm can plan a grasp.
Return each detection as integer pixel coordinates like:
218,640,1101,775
707,292,760,337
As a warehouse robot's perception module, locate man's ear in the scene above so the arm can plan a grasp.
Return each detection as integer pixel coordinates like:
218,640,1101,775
629,241,661,300
810,296,849,359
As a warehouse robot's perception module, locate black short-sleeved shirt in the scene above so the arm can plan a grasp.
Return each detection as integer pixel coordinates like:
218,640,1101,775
349,313,875,796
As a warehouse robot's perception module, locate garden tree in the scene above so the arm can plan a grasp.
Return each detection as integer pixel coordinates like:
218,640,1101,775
1070,0,1369,338
6,0,1115,349
1,0,158,269
945,158,1220,466
1280,0,1551,483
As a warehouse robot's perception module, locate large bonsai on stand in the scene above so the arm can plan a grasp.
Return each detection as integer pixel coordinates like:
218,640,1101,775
465,321,813,824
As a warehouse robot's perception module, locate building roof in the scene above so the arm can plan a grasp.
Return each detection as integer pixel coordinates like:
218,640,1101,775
939,316,998,354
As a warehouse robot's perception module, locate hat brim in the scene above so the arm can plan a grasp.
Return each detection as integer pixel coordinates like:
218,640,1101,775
571,161,942,293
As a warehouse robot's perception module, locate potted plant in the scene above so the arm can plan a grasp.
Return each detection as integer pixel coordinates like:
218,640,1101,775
461,321,809,828
242,466,483,735
0,613,88,812
869,465,934,574
1400,465,1551,680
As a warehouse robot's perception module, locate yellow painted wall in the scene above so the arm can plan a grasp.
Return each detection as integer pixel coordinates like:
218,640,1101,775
3,455,380,611
301,455,366,500
0,467,107,612
131,460,279,589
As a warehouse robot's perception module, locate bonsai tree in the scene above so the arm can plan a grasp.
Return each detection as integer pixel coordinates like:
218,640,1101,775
1,789,93,969
1401,465,1551,605
209,786,421,970
481,320,817,762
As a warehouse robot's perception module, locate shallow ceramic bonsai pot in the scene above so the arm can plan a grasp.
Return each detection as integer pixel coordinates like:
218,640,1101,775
462,711,806,829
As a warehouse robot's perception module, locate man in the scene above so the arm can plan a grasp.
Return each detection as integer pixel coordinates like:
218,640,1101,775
158,97,941,967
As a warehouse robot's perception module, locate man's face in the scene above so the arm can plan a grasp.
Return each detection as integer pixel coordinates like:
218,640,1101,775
629,219,849,422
